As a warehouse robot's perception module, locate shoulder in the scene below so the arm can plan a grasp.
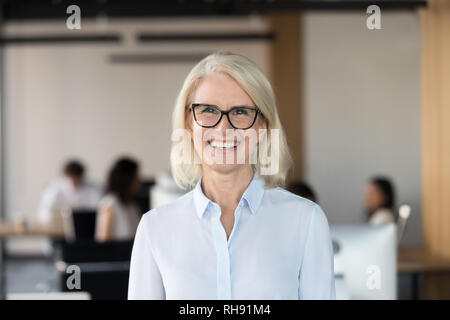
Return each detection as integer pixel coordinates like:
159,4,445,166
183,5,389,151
376,208,394,217
265,186,318,212
139,191,193,225
43,177,66,193
135,191,192,244
41,178,61,196
98,194,118,209
264,187,329,226
46,177,63,188
370,208,395,225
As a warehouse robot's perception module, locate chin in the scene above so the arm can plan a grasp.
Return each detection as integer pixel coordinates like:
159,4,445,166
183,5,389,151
204,163,249,175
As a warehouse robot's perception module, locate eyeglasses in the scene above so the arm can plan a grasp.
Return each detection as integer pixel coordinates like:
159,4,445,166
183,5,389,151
189,103,261,130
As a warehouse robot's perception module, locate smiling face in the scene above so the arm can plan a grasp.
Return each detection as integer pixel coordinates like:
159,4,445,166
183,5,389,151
187,73,267,175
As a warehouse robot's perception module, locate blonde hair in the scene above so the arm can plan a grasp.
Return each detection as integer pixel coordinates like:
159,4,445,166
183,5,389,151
170,51,292,189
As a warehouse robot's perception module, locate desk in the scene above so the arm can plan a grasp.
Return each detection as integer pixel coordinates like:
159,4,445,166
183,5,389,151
398,246,450,299
0,221,65,238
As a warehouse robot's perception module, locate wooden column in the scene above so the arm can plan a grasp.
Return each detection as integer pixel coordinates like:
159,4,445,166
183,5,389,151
421,0,450,299
268,12,303,182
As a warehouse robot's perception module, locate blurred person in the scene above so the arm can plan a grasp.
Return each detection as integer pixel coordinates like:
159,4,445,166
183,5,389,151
287,181,318,203
38,160,101,225
150,170,187,209
95,157,141,242
364,176,396,225
128,52,335,300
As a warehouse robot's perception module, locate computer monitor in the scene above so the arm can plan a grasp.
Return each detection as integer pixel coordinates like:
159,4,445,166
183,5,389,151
330,223,397,300
134,178,155,214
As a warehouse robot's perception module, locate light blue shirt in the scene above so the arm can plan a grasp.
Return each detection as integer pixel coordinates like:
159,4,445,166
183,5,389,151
128,171,335,299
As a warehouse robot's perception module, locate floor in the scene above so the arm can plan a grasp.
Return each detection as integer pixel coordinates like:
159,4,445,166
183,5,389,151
4,257,60,295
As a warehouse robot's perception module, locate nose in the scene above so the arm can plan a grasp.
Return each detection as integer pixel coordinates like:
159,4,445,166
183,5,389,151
215,113,234,132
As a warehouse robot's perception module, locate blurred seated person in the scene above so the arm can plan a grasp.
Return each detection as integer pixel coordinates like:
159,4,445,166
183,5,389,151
95,157,141,242
287,181,318,203
38,160,101,225
364,176,396,226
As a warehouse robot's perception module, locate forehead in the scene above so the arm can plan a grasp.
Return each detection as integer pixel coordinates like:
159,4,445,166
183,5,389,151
192,73,254,108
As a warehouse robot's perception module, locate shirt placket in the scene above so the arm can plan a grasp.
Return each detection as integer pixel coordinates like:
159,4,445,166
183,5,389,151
210,202,244,300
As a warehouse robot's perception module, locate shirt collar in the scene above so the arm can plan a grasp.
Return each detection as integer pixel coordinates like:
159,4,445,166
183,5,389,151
193,170,265,219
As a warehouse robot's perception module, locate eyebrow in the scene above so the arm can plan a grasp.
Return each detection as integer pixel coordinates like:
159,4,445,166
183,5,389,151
193,103,257,108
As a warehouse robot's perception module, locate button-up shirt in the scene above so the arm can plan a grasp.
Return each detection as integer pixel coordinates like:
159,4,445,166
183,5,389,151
128,171,335,299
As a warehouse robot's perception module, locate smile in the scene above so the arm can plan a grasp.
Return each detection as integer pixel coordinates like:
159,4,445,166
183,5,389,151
208,139,240,149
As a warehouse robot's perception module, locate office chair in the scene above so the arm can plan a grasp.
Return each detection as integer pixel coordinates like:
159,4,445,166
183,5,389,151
397,204,411,244
71,209,97,241
57,240,133,300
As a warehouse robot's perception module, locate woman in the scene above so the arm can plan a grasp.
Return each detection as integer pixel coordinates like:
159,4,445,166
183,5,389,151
128,52,335,299
364,176,396,226
95,157,141,242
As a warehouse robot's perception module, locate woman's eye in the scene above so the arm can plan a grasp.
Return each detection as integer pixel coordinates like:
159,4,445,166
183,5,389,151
201,107,217,113
234,108,248,115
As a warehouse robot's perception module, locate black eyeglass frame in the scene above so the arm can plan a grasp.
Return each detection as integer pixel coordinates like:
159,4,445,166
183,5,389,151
189,103,261,130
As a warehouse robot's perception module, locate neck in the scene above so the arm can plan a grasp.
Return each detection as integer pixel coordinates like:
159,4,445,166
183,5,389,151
201,165,254,210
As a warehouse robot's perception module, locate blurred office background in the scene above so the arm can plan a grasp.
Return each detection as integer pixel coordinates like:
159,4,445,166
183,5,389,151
1,0,449,300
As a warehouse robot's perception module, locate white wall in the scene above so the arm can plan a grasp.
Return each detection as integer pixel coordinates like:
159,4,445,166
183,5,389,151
303,12,422,245
4,17,271,253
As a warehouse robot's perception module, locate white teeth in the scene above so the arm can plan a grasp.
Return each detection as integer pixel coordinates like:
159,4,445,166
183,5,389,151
209,141,238,148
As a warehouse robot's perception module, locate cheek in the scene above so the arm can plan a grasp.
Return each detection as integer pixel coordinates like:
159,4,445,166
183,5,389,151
192,125,207,153
374,192,384,205
245,134,258,155
367,190,381,207
238,130,262,163
364,189,373,204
